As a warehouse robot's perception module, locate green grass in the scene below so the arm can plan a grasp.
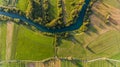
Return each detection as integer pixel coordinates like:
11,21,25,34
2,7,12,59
48,0,58,19
11,24,54,60
0,21,7,60
111,53,120,60
103,0,120,9
0,0,3,5
57,38,86,58
87,60,118,67
61,60,83,67
1,62,26,67
16,0,29,12
86,30,120,58
58,30,120,60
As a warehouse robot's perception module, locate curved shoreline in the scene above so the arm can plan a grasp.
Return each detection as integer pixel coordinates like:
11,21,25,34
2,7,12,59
0,0,90,33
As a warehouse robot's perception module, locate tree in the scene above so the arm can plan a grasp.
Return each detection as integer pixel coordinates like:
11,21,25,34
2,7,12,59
80,25,88,32
45,18,58,27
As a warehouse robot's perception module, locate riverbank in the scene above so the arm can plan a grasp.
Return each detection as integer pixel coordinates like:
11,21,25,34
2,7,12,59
0,0,90,33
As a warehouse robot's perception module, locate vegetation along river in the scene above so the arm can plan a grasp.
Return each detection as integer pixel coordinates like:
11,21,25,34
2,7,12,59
0,0,90,33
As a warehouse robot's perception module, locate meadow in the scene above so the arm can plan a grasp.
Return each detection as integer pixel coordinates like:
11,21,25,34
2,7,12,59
0,21,7,60
0,0,3,5
102,0,120,9
11,23,55,60
0,0,120,67
16,0,28,11
48,0,58,19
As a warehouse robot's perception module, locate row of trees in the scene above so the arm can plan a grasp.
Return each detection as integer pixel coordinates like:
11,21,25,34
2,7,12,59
45,0,65,29
45,0,87,30
0,15,20,23
0,7,22,22
66,0,85,27
0,6,25,16
25,0,52,26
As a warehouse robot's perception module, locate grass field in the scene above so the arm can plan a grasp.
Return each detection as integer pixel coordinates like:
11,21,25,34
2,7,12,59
57,38,86,58
16,0,28,11
102,0,120,9
0,21,7,60
11,23,55,60
58,30,120,59
111,53,120,60
61,60,83,67
48,0,58,19
87,60,120,67
86,30,120,58
0,0,3,5
0,0,120,67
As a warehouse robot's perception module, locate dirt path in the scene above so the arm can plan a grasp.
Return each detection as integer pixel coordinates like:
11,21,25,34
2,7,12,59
55,59,61,67
35,62,44,67
6,21,14,60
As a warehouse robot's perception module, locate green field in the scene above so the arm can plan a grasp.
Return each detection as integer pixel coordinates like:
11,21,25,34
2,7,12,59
57,38,86,58
102,0,120,9
0,0,120,67
0,0,17,6
0,21,7,60
58,30,120,59
48,0,58,19
16,0,29,11
87,60,119,67
61,60,83,67
11,23,54,60
0,0,3,5
86,30,120,58
111,52,120,60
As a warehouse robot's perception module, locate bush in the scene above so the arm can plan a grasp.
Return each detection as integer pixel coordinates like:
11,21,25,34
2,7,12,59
70,2,76,6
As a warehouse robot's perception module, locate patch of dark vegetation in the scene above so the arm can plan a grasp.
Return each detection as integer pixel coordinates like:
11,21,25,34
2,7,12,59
88,24,98,34
86,46,96,54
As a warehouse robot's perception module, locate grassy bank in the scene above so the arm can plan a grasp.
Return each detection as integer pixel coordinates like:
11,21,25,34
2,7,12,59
0,21,7,60
0,0,3,5
57,34,87,58
48,0,58,18
11,23,54,60
16,0,29,11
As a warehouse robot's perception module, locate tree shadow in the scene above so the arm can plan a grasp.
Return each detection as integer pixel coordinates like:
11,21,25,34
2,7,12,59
106,60,116,67
106,22,112,26
85,31,92,36
56,32,83,47
108,22,120,32
56,37,63,46
61,59,83,67
70,60,83,67
109,17,118,25
86,46,96,54
87,24,99,34
98,23,106,29
65,35,82,45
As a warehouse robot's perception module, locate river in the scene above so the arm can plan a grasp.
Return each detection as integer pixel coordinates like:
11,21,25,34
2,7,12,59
0,0,90,33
